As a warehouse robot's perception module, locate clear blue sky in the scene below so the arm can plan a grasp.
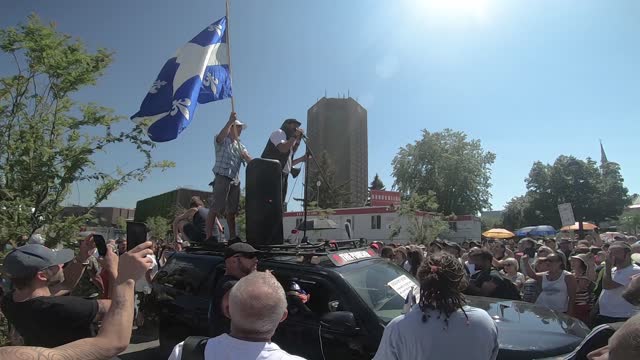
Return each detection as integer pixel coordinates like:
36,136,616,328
2,0,639,212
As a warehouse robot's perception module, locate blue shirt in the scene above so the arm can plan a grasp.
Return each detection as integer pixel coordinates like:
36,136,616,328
213,137,247,181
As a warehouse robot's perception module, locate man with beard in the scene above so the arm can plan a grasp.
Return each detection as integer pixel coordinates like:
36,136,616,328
261,119,308,208
594,241,640,326
1,238,116,347
208,243,259,337
465,248,521,300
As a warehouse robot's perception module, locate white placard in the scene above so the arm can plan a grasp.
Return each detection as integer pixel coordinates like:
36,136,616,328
558,203,576,227
387,275,420,301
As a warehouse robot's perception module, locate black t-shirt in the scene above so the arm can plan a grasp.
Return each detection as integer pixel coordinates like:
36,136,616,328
470,269,521,300
208,274,238,337
1,294,98,347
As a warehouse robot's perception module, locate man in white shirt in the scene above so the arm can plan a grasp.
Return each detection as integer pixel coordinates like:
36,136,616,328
168,271,305,360
595,241,640,326
261,119,307,208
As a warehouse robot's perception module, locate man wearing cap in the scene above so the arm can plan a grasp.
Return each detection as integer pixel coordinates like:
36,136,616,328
206,111,252,242
594,241,640,326
208,242,258,337
1,238,116,347
261,118,308,209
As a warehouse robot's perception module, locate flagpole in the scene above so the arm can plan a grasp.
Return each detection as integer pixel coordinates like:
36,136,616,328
225,0,235,113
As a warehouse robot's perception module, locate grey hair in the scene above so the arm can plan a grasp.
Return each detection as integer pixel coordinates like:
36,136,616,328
502,257,519,271
228,271,287,338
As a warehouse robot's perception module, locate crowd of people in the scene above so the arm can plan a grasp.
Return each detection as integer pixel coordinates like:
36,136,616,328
1,109,639,359
0,229,639,359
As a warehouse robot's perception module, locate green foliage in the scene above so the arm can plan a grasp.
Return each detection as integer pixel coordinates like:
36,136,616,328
307,151,351,209
392,129,495,215
520,156,631,228
369,173,385,191
0,15,173,248
146,216,170,241
396,193,449,244
115,216,127,230
618,213,640,235
501,195,533,230
235,191,247,239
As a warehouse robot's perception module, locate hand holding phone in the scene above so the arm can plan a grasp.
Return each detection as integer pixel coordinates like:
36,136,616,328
93,234,107,257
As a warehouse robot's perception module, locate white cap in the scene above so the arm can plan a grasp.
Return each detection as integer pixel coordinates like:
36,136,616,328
233,119,247,129
28,234,45,245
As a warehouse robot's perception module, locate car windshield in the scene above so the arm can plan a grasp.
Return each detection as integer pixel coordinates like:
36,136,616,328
338,260,419,324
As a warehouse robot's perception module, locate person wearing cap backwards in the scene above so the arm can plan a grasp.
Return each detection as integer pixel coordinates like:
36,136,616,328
206,111,252,243
261,118,308,208
1,236,116,347
208,242,259,337
594,241,640,326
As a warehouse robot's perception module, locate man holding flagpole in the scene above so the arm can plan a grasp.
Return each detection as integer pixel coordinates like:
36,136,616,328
206,112,251,242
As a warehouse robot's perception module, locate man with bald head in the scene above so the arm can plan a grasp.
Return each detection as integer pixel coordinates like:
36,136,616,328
587,313,640,360
169,271,305,360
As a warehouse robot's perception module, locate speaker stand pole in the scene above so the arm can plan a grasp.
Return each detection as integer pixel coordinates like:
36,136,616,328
302,147,310,243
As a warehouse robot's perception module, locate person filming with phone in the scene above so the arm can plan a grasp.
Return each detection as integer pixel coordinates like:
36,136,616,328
1,234,118,347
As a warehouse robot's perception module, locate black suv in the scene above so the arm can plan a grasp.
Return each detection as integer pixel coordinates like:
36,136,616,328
148,241,590,360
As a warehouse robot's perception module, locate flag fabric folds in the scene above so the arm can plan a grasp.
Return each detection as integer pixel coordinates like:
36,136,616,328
131,16,232,142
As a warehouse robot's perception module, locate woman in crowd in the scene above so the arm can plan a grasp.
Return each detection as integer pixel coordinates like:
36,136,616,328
522,256,549,303
523,253,577,316
500,257,525,292
570,253,595,324
393,247,411,271
407,247,424,277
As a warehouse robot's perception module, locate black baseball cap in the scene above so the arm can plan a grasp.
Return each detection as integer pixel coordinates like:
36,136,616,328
224,242,258,259
2,244,74,278
283,118,302,126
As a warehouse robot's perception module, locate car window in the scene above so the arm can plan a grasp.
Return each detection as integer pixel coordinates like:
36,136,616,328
338,260,419,324
156,255,219,294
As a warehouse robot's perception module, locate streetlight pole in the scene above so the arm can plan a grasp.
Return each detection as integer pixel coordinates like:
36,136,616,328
316,180,321,204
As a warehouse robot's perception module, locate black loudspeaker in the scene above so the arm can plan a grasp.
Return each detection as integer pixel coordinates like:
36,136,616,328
246,158,283,246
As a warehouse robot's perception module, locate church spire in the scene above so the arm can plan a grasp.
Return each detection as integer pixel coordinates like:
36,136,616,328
600,140,608,165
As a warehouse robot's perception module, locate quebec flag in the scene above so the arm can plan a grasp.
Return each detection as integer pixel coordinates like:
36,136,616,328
131,17,232,142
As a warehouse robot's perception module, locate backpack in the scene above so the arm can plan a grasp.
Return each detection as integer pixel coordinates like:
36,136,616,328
181,336,208,360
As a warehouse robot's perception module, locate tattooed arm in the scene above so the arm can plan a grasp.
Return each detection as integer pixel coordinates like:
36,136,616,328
0,242,155,360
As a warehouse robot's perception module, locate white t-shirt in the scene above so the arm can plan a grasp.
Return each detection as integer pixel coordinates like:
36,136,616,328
168,334,306,360
269,129,292,174
373,305,499,360
134,254,158,294
598,264,640,318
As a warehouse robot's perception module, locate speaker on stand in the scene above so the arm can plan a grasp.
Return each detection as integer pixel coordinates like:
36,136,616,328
245,158,284,246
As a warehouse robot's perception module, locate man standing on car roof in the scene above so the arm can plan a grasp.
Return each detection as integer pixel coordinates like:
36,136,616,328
208,243,258,337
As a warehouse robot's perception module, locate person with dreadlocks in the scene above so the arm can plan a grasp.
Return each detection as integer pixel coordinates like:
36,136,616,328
261,118,308,208
373,252,498,360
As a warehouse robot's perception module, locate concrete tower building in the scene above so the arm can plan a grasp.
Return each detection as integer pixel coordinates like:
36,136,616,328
307,97,368,207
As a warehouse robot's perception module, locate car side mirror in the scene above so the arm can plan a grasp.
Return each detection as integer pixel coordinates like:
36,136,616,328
320,311,359,335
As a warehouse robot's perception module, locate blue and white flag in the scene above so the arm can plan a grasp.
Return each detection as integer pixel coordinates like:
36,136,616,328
131,17,232,142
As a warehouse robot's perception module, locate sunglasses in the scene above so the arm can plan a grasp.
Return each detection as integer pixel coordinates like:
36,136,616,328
504,264,515,267
234,253,257,260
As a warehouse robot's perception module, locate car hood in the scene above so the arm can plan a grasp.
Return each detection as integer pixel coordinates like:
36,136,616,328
466,296,591,359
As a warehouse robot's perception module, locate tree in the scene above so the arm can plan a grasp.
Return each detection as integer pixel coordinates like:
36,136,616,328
501,195,532,230
0,16,173,248
522,156,631,228
618,213,640,235
396,192,450,244
369,174,385,191
146,216,170,241
392,129,496,215
306,151,350,209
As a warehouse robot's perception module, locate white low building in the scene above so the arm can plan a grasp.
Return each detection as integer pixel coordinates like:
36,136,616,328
283,206,481,244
